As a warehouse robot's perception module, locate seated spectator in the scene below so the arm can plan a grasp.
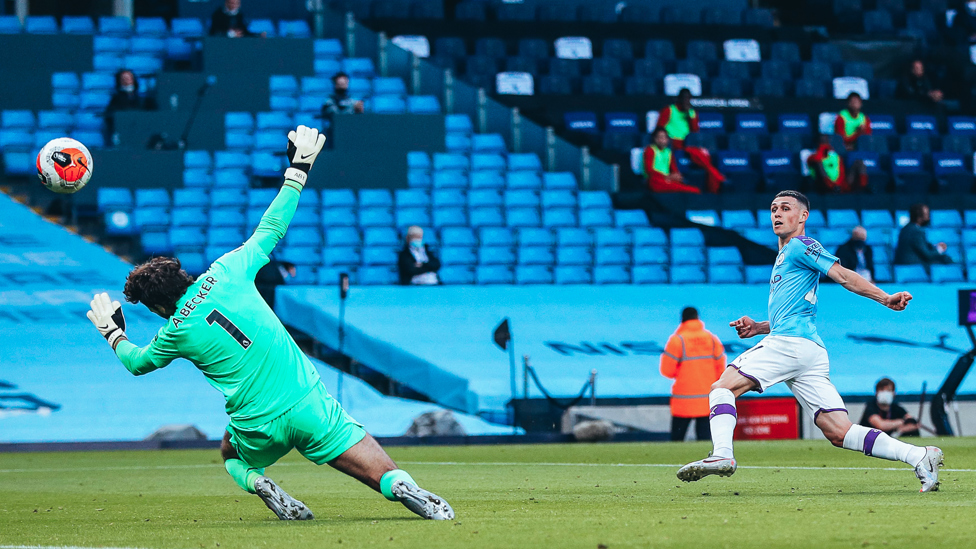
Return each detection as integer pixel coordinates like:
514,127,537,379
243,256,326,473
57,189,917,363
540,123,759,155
398,226,440,285
894,203,954,268
655,88,725,193
105,69,157,145
897,59,943,104
321,72,365,118
859,378,919,437
642,128,701,194
834,92,871,151
807,134,867,193
254,258,296,309
834,226,874,282
210,0,264,37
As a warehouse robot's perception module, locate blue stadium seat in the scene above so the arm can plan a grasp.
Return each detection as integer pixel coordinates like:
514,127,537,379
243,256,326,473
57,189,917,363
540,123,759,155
407,96,441,114
633,228,668,247
708,265,744,283
670,266,707,284
342,57,376,78
97,188,134,212
361,247,397,266
0,129,32,150
894,265,929,283
395,207,430,227
861,210,894,229
722,210,756,229
906,115,938,135
670,228,705,247
445,114,473,135
518,228,554,248
932,154,972,193
440,246,477,266
135,189,170,209
508,153,542,172
779,114,812,134
579,209,614,228
615,210,649,228
707,247,743,265
171,18,204,37
594,228,631,248
503,189,539,209
357,266,397,285
556,227,592,247
632,265,668,284
475,265,513,284
541,190,576,210
395,189,430,209
556,247,593,266
554,266,592,284
2,151,32,175
633,246,669,265
929,210,963,228
469,207,504,227
370,95,407,114
169,226,206,249
326,226,363,248
433,152,469,172
517,246,555,266
278,20,312,38
827,209,860,228
891,152,932,192
323,247,361,267
321,190,357,210
321,208,357,227
515,265,553,284
471,153,506,173
506,172,542,190
359,189,393,209
358,208,394,227
745,265,771,284
434,170,469,189
736,113,768,133
141,230,171,255
478,245,516,266
98,16,131,36
439,265,475,284
506,208,541,227
543,172,577,190
593,266,631,284
204,207,241,228
208,227,245,248
440,227,477,248
595,247,631,266
25,16,57,34
62,16,94,34
471,133,507,154
1,110,35,129
564,111,599,134
932,264,964,283
671,247,706,265
314,38,343,59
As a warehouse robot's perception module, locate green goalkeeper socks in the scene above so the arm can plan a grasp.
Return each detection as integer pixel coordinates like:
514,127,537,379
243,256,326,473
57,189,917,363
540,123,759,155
224,459,265,494
380,469,417,501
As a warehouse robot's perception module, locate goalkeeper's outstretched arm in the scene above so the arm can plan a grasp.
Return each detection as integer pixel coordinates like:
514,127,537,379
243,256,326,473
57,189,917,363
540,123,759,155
248,125,327,257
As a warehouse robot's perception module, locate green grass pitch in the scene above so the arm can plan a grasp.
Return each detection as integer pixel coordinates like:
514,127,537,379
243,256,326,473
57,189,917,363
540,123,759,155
1,438,974,549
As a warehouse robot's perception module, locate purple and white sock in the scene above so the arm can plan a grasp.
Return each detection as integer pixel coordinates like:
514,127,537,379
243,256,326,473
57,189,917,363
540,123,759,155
842,424,926,466
708,388,737,459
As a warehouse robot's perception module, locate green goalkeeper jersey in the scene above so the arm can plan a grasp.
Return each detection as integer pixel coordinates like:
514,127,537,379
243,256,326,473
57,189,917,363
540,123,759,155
114,181,321,428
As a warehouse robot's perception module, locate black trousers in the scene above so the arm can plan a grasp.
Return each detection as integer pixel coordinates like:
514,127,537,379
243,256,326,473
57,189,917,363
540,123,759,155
671,416,711,442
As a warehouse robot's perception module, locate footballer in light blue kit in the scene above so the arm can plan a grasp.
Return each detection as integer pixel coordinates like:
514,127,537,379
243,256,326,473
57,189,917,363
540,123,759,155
677,191,944,492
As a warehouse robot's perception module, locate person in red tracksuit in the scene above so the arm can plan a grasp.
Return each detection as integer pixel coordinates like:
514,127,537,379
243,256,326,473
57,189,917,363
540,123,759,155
643,128,701,193
807,134,868,193
655,88,725,193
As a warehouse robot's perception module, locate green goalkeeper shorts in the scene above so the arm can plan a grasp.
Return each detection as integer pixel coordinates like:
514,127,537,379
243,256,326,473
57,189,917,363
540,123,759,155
226,382,366,468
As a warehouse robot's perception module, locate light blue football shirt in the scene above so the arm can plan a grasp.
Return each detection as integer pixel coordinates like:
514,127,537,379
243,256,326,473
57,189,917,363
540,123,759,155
768,235,839,348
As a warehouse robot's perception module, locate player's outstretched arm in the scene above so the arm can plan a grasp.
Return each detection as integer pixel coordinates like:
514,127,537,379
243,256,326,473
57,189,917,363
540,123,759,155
87,292,167,376
249,125,326,257
729,316,770,339
826,262,912,311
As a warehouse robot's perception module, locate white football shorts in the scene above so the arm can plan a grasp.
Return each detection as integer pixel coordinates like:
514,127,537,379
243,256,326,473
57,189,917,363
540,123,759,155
729,335,847,421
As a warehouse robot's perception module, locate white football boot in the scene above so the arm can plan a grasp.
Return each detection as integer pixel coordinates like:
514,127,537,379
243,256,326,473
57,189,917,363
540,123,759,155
391,480,455,520
676,456,737,482
914,446,944,493
254,477,314,520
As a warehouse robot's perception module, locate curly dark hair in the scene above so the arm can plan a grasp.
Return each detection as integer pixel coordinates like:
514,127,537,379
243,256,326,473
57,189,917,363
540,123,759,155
123,257,195,311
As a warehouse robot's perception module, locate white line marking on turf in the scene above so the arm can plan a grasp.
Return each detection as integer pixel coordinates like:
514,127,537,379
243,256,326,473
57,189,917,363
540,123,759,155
0,461,973,474
0,546,149,549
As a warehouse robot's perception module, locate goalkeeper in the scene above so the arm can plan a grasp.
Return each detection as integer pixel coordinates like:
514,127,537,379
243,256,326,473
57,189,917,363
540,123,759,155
86,126,454,522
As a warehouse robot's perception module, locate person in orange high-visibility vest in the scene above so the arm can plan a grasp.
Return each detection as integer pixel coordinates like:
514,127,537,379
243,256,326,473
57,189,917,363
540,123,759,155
655,88,726,193
660,307,727,442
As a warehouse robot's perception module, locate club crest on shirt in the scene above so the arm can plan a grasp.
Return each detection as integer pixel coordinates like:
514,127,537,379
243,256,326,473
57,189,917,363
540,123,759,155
776,253,785,266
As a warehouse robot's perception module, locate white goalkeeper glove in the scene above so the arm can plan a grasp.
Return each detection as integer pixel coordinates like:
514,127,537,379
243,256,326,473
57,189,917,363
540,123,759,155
284,125,327,187
86,292,128,351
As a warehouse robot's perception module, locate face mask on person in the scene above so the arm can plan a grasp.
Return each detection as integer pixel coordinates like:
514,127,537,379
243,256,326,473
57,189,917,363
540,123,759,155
120,85,135,93
409,239,423,249
968,2,976,15
877,390,894,406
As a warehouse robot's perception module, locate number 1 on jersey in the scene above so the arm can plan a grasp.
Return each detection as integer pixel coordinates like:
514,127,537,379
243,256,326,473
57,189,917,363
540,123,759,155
206,310,252,349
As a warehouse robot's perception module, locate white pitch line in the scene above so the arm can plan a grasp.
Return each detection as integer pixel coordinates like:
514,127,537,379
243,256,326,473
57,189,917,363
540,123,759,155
1,461,974,474
0,546,149,549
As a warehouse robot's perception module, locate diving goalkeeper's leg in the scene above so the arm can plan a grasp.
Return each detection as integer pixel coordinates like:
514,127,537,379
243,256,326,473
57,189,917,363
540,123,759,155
221,431,313,520
328,434,455,520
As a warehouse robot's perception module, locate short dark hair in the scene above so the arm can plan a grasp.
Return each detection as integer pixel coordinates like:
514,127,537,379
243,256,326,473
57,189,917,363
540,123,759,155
677,88,691,99
124,257,195,312
652,127,668,139
773,190,810,211
331,71,349,82
876,377,895,392
847,91,862,101
909,203,928,223
681,307,698,322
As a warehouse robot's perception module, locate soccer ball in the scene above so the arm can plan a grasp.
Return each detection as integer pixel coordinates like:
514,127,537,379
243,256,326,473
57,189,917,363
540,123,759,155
36,137,93,194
